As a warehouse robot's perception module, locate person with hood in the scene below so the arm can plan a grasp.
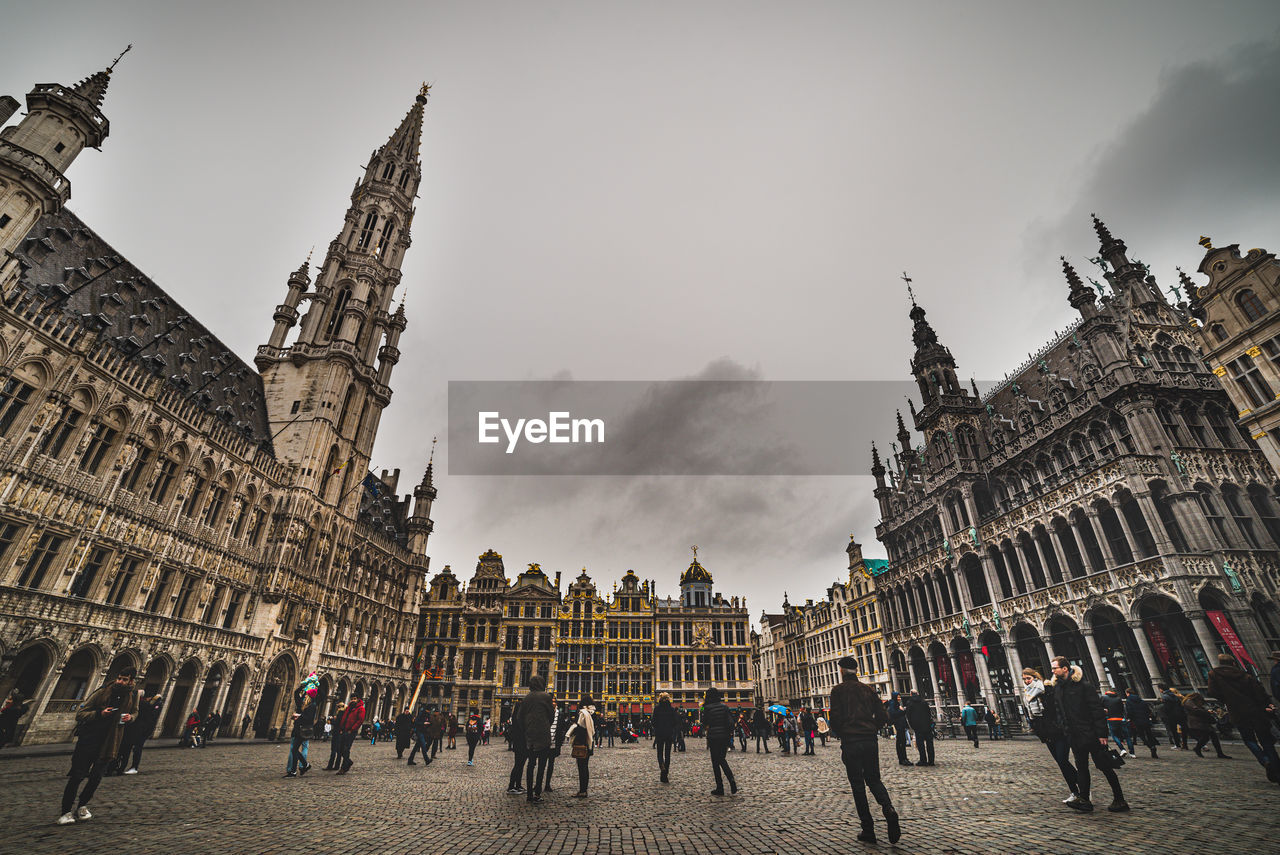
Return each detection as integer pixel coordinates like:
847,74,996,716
517,674,554,803
118,692,162,774
653,692,679,783
1101,689,1133,757
1023,667,1078,800
1048,656,1128,813
703,686,738,795
393,707,413,759
0,690,31,749
567,695,596,797
960,701,980,747
335,691,365,774
58,666,138,825
1208,654,1276,780
506,700,528,794
1182,691,1230,758
830,656,900,844
905,691,934,766
1157,684,1188,749
1123,688,1159,759
752,705,771,753
284,691,316,777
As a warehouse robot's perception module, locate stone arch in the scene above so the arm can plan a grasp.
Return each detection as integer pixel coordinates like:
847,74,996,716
1087,604,1146,691
1043,614,1096,685
253,652,298,739
1134,594,1201,687
221,665,251,736
106,648,144,680
162,658,203,737
197,661,229,716
0,639,58,721
960,552,990,606
1012,622,1048,676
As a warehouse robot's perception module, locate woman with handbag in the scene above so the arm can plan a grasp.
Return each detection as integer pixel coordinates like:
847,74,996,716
1023,668,1078,802
567,695,596,798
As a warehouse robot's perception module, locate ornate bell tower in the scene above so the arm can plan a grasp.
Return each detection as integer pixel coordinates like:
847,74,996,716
257,86,428,510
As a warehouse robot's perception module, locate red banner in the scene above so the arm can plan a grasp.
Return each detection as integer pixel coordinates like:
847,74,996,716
1143,620,1173,670
935,655,953,685
1206,610,1255,666
956,651,979,690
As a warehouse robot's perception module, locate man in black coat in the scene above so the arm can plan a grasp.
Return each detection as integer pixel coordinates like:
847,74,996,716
1207,654,1278,783
888,693,910,765
799,708,817,755
393,708,413,759
506,700,528,794
1123,689,1158,758
830,657,900,844
751,705,770,753
1050,656,1128,813
1157,684,1187,748
406,705,433,766
905,692,935,766
517,675,555,802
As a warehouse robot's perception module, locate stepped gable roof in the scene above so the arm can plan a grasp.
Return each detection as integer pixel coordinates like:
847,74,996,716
13,209,273,449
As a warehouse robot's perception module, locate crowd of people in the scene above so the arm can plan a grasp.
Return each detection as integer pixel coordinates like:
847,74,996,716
6,649,1279,837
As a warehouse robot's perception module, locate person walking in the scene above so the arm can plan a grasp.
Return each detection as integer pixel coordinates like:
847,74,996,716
1123,689,1158,758
1049,656,1128,813
567,695,596,798
407,705,433,766
800,707,817,756
1158,684,1188,749
983,706,1000,741
830,656,900,844
118,692,162,775
1182,692,1231,759
465,712,482,765
905,691,934,766
1023,668,1078,800
335,692,365,774
394,707,413,759
1208,654,1278,782
889,694,910,764
735,711,750,752
703,687,738,795
57,667,137,825
752,705,771,753
427,706,445,759
284,691,316,777
960,701,980,748
518,675,554,803
816,711,829,746
653,693,678,783
448,712,459,750
506,700,528,794
324,704,345,769
1101,689,1133,757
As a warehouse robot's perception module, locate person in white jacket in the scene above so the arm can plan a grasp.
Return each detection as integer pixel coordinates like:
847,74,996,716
564,696,596,797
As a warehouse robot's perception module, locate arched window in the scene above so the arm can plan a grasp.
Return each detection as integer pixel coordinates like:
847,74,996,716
124,431,160,493
380,162,395,181
398,170,412,190
1237,289,1267,322
356,210,378,251
325,285,352,340
1197,485,1230,546
0,362,42,437
375,220,395,258
1221,484,1262,548
1149,481,1189,552
37,389,89,458
79,408,126,475
149,444,186,504
181,461,212,518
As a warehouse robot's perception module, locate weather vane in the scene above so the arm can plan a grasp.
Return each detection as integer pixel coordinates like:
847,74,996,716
901,271,916,305
419,81,432,98
691,544,698,560
110,44,132,71
429,435,437,465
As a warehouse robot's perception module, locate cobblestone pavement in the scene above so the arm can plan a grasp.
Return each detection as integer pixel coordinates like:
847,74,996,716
1,734,1276,854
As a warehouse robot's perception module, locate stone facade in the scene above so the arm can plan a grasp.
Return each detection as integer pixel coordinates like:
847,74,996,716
0,64,436,743
1188,240,1280,477
872,217,1280,728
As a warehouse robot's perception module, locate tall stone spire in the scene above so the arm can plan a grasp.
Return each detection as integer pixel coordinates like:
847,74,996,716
70,69,112,109
1063,256,1097,319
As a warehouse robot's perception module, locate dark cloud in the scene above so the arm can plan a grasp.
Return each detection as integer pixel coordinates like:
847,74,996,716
1031,34,1280,271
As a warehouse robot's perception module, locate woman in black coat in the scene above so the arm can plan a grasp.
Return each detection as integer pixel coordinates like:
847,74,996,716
652,693,679,783
702,687,737,796
394,709,414,758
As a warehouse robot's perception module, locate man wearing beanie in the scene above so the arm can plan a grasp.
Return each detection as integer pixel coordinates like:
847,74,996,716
829,655,900,844
58,666,138,825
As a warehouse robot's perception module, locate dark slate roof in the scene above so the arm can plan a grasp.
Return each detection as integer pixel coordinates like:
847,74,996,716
13,208,274,450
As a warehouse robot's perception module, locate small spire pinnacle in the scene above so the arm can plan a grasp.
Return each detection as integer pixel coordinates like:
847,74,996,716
1091,213,1113,245
1061,255,1084,291
1198,235,1214,250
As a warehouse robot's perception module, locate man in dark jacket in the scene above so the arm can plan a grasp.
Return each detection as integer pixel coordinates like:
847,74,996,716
905,692,935,766
888,692,910,764
517,675,555,802
703,687,737,795
800,708,817,755
1123,689,1158,758
1208,654,1278,782
58,667,138,825
394,708,413,759
117,692,162,774
751,705,771,753
653,694,679,781
1050,657,1128,813
335,692,365,774
407,705,433,766
829,656,900,844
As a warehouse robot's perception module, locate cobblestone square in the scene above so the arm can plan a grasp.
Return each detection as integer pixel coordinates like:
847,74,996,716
2,734,1275,854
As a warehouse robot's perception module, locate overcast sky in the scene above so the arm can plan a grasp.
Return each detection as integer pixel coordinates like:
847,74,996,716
5,2,1280,624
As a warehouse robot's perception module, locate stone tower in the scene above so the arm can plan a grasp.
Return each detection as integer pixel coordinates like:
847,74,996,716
256,86,427,512
0,60,115,268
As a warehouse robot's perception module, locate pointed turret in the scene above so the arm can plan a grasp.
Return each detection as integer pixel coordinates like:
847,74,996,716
1090,213,1158,304
1063,256,1097,319
871,442,885,486
70,69,112,109
895,409,911,449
